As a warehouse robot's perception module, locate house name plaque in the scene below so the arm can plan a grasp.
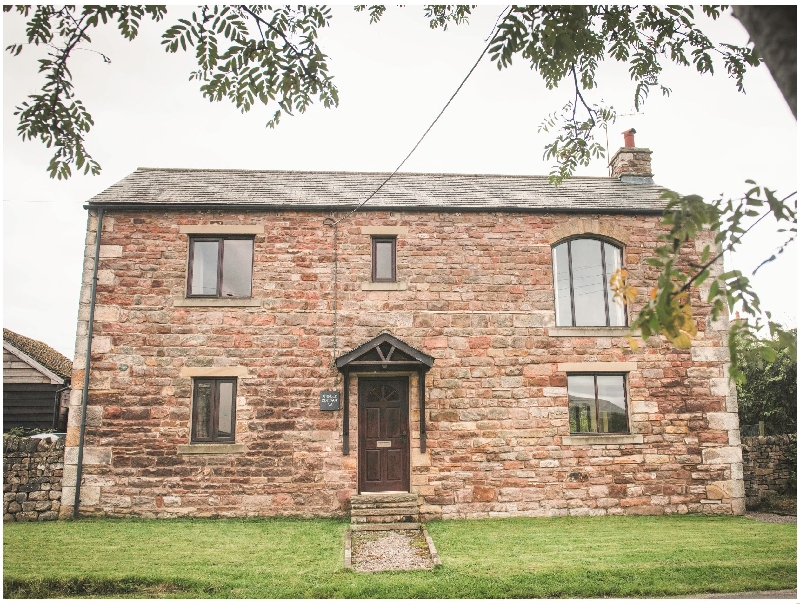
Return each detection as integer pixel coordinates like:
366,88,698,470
319,391,340,411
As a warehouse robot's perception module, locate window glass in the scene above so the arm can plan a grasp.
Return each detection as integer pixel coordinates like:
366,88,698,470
552,244,572,326
570,239,607,326
191,241,219,296
192,378,236,443
568,375,597,433
596,375,628,433
188,237,253,297
221,239,253,297
551,238,626,327
603,243,625,327
193,380,213,440
374,240,394,281
217,381,234,438
568,374,628,434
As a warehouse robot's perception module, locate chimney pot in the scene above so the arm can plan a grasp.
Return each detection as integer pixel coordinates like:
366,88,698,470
623,128,637,147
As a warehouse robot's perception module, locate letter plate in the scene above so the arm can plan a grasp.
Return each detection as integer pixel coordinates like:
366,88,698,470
376,441,391,448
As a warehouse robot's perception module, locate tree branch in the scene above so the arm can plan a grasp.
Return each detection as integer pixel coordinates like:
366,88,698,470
677,190,797,295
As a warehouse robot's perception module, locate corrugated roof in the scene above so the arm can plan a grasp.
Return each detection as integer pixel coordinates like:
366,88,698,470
86,168,669,213
3,328,72,380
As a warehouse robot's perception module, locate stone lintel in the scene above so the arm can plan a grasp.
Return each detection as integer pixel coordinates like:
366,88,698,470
178,225,264,234
360,226,408,235
179,366,249,377
558,362,637,372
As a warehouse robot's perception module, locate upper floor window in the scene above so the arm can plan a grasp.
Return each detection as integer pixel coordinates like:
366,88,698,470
187,237,253,297
568,373,628,434
191,378,236,442
372,236,396,282
552,238,625,327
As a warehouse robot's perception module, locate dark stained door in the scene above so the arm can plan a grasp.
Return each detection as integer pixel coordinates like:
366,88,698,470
358,377,409,493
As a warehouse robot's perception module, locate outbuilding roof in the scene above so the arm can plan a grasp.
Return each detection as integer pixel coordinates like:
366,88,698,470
3,328,72,380
86,168,669,214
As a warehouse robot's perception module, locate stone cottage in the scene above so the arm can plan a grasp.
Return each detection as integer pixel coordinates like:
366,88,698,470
62,138,744,520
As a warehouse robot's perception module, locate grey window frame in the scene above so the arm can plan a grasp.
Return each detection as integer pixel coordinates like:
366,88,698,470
191,377,237,443
567,373,629,435
186,236,254,298
552,237,626,327
371,236,397,282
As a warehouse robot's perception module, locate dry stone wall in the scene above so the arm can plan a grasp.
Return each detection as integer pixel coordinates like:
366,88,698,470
3,435,64,521
63,209,743,519
742,434,796,506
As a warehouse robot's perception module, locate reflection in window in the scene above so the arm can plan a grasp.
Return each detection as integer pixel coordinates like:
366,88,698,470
552,238,625,327
372,237,396,282
568,374,628,434
188,237,253,297
191,378,237,443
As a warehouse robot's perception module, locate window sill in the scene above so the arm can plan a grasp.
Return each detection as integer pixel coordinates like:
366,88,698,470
177,444,246,455
548,327,634,337
562,434,643,446
174,298,262,307
361,282,408,291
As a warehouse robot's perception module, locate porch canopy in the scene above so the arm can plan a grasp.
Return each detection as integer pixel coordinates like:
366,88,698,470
335,332,434,454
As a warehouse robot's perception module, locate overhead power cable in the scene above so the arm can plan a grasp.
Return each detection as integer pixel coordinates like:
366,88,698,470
323,6,511,228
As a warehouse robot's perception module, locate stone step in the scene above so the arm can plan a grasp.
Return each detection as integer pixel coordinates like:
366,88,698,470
350,493,419,505
350,522,421,531
350,500,421,510
351,506,419,517
351,514,418,524
349,492,420,525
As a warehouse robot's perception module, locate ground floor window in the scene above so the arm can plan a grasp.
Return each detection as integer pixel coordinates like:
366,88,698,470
192,378,236,442
568,374,628,434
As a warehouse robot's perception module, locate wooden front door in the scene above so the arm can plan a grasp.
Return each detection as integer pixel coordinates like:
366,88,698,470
358,377,410,493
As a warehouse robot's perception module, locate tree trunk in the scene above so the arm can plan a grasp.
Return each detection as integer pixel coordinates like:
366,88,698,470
732,6,796,118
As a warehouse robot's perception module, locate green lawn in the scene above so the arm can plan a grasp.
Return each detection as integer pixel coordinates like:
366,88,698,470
3,515,796,598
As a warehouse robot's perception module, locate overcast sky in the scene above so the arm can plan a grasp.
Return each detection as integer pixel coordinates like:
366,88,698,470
3,6,797,358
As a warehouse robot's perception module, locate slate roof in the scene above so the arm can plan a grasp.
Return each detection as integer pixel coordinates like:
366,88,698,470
86,168,669,214
3,329,72,380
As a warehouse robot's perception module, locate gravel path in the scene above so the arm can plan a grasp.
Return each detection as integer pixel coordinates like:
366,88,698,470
351,529,434,572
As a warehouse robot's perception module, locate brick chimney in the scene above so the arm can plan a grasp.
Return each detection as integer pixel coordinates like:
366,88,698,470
608,128,654,183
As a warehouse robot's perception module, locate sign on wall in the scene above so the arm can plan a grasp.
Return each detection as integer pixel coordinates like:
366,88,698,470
320,391,340,411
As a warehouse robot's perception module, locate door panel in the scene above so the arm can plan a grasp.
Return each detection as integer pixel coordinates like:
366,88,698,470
358,377,409,492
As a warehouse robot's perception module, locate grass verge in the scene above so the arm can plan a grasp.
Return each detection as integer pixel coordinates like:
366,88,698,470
4,515,796,598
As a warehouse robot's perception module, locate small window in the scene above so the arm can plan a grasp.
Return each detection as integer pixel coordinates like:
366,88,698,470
568,374,628,434
191,378,236,443
187,237,253,297
372,237,396,282
552,238,625,327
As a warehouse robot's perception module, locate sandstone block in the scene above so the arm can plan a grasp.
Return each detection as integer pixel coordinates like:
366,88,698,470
706,413,739,431
64,447,112,466
710,378,733,397
691,347,730,362
702,446,742,465
632,400,658,414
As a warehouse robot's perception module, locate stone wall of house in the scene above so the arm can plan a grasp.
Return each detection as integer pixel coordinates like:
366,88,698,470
62,209,743,519
3,435,64,521
742,434,796,506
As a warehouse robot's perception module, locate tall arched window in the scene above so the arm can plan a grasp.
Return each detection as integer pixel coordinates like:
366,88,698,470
552,238,626,327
